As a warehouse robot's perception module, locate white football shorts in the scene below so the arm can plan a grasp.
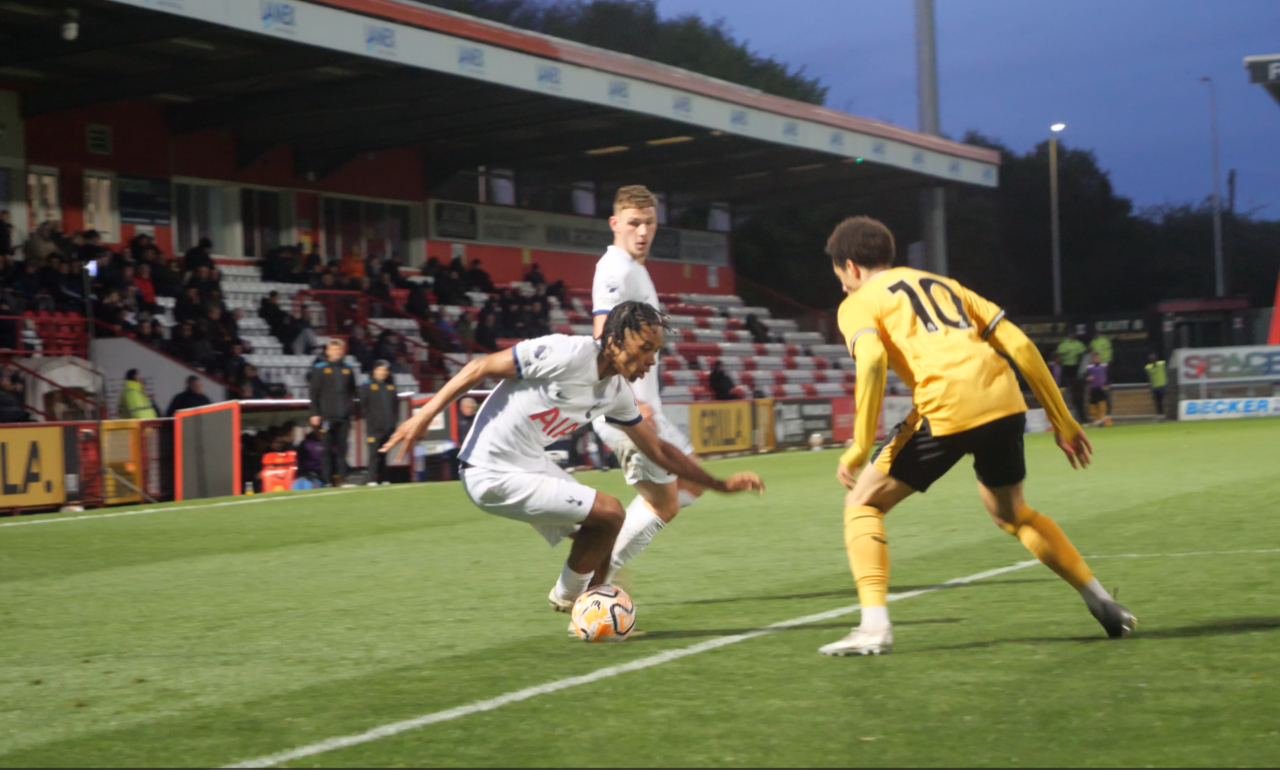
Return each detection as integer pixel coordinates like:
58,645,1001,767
609,412,696,486
461,462,598,547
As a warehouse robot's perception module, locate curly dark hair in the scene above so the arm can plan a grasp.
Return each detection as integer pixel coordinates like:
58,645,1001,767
600,301,668,350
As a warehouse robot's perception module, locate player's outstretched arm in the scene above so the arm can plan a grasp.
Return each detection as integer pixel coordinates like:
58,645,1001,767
986,321,1092,469
619,419,764,494
836,333,888,489
380,349,516,463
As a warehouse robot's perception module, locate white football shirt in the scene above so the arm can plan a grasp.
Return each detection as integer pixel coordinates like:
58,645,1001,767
591,244,663,410
458,334,642,474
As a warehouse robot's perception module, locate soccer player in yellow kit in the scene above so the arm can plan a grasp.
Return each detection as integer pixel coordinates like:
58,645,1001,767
819,217,1136,656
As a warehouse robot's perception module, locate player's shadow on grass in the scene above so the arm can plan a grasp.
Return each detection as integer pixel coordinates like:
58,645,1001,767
904,616,1280,653
658,578,1052,607
635,618,963,642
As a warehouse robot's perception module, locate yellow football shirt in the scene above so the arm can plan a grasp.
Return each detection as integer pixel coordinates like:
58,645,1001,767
838,267,1027,436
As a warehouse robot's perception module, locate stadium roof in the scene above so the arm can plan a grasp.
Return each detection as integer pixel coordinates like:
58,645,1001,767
0,0,1000,211
1245,54,1280,107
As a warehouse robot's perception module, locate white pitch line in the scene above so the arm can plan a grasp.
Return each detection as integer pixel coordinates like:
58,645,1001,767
223,559,1041,769
1089,548,1280,559
0,485,406,529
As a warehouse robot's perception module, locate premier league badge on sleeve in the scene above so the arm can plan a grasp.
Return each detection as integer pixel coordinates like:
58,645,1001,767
534,344,550,360
606,279,620,294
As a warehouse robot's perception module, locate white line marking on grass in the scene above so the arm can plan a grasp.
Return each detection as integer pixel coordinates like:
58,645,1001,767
0,485,405,529
1089,548,1280,559
223,559,1041,768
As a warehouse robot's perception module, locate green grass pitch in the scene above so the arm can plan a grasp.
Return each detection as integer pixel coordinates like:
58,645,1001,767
2,419,1278,767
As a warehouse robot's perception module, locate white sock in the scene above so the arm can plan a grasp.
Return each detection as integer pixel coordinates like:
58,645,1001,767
553,563,592,603
1078,578,1113,610
677,489,699,508
606,496,666,583
860,605,890,631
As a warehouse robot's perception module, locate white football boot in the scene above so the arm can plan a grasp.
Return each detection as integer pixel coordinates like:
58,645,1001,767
547,587,575,613
818,625,894,656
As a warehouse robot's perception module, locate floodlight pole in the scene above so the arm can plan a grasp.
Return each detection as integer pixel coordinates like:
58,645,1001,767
1049,131,1062,317
1201,76,1225,297
915,0,947,276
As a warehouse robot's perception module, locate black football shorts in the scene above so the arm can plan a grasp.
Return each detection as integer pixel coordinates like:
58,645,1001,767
871,412,1027,492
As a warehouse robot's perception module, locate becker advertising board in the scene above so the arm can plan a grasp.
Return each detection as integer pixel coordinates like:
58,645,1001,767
0,426,66,508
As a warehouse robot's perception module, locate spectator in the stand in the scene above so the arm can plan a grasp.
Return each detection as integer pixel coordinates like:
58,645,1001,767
0,373,26,422
199,306,234,357
361,359,399,485
405,283,431,319
131,262,158,313
220,339,248,383
374,329,402,368
184,237,214,273
1145,353,1167,417
166,375,211,417
174,286,203,324
151,248,182,298
224,307,243,343
0,210,12,257
709,360,737,401
421,256,441,279
382,253,404,287
466,258,494,293
475,313,498,351
523,299,550,337
433,311,462,351
435,268,467,306
523,263,545,287
309,339,358,486
745,313,770,345
235,363,270,399
454,311,475,348
367,272,395,310
118,369,159,419
23,221,59,265
128,233,152,263
348,325,376,372
37,255,61,299
0,299,17,350
55,258,86,312
339,245,365,281
167,322,204,367
135,318,165,350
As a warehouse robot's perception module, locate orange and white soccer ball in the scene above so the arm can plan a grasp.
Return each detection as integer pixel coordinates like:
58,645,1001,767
570,585,636,642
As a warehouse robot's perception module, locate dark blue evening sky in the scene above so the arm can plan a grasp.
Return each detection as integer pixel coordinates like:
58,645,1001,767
658,0,1280,219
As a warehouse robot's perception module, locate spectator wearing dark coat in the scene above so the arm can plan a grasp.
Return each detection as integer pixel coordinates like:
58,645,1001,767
184,237,214,273
165,376,212,417
709,360,737,401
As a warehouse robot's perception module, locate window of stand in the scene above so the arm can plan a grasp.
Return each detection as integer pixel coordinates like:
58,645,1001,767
321,197,410,262
83,171,119,242
241,188,282,258
27,167,61,231
174,182,224,254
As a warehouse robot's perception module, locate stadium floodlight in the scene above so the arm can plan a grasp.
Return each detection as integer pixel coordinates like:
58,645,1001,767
1051,123,1066,132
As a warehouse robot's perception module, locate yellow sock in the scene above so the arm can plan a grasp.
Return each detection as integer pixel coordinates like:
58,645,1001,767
844,506,889,608
999,504,1093,590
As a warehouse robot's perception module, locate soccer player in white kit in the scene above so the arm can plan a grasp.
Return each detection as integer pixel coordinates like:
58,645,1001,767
382,302,764,616
590,186,710,584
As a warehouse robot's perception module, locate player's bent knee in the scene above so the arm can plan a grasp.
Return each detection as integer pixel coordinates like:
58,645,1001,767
586,494,625,533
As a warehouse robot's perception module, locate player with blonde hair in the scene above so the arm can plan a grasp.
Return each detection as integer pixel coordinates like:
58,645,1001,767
582,185,710,594
820,216,1135,656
